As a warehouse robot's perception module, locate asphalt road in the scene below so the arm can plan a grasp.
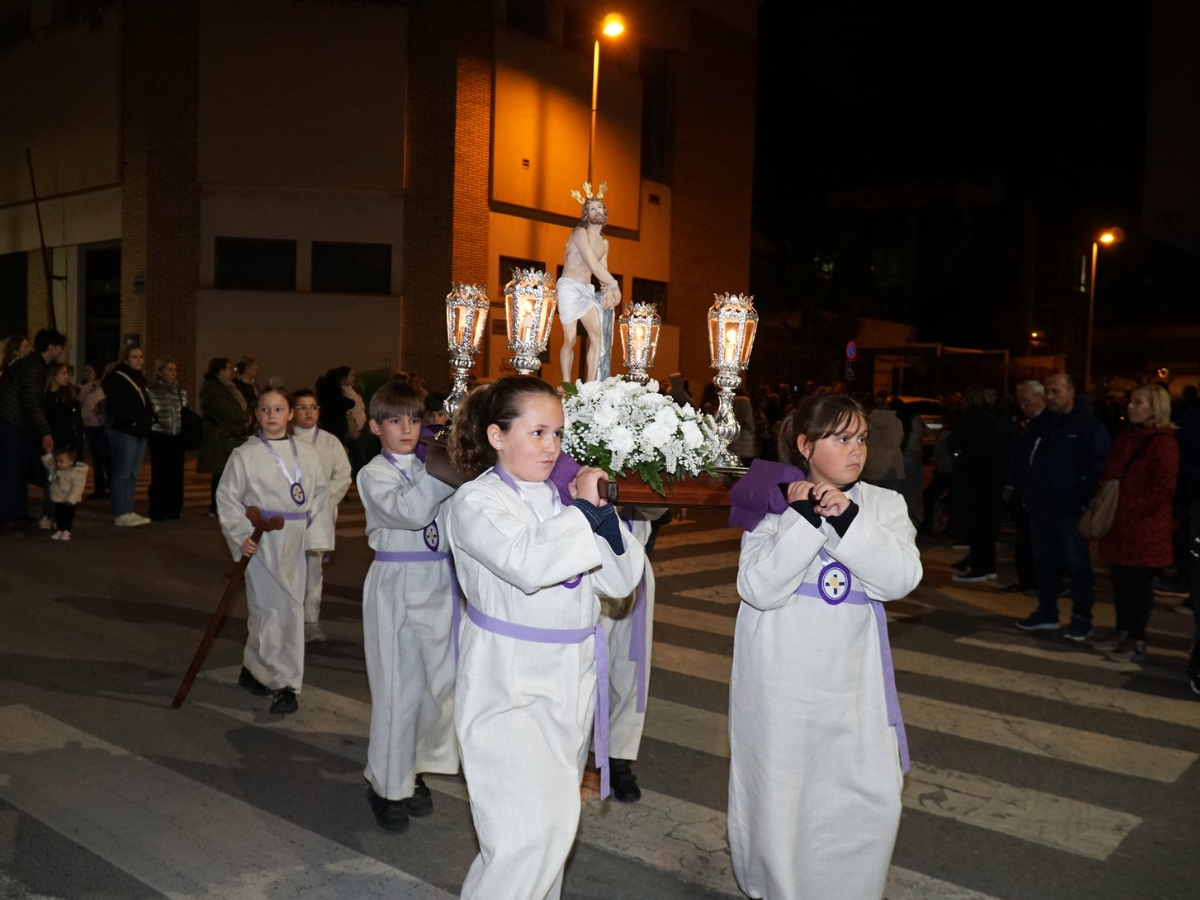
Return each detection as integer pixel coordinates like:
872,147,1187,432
1,463,1197,899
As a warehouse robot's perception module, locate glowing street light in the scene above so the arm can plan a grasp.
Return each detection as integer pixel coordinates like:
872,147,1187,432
1085,227,1124,388
589,12,626,183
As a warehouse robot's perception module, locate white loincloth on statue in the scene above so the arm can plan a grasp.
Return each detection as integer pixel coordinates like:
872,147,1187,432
557,277,599,325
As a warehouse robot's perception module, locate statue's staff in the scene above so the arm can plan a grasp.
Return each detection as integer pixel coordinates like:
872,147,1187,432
171,507,285,708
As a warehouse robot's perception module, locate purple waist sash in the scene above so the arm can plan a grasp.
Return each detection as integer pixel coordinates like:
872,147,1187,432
256,509,310,525
464,602,612,800
373,550,462,662
792,582,910,774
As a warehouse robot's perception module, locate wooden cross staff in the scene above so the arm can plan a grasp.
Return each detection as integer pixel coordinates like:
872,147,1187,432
172,507,284,708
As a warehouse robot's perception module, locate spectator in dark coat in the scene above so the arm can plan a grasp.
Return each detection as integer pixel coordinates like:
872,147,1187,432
0,328,65,527
1014,373,1111,641
1091,385,1178,662
197,357,249,516
102,345,155,526
43,363,85,454
233,356,259,409
316,367,354,442
1178,397,1200,695
949,386,1005,582
1001,380,1048,594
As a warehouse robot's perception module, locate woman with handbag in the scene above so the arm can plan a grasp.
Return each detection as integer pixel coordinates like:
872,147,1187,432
1091,385,1179,661
146,358,192,521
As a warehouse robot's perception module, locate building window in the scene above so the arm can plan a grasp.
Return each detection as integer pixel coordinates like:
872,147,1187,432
214,238,296,291
311,241,392,294
631,277,666,320
0,252,28,338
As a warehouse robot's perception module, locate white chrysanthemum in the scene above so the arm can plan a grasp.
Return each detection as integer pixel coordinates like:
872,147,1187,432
680,420,704,449
578,380,600,398
642,419,674,450
608,424,635,455
593,402,619,427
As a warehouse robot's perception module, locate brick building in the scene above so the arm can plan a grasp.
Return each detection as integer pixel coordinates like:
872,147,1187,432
0,0,757,395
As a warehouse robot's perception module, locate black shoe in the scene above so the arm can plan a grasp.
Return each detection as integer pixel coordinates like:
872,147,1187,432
401,774,433,817
269,687,298,715
367,785,410,832
1062,615,1093,642
999,582,1032,594
1015,610,1060,632
609,758,641,803
238,665,271,696
951,557,970,572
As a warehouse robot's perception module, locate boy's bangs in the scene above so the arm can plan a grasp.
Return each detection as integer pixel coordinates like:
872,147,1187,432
373,397,425,420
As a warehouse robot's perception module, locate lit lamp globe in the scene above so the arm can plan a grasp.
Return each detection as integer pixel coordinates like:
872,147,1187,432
619,302,660,384
706,293,758,469
503,268,557,375
443,284,490,419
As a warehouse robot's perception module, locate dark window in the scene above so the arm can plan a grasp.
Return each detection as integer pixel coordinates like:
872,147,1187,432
631,277,667,321
311,241,392,294
640,48,671,183
0,251,28,338
84,246,120,369
214,238,296,291
506,0,546,38
501,255,546,291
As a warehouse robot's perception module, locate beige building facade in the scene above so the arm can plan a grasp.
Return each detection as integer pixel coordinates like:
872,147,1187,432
0,0,756,396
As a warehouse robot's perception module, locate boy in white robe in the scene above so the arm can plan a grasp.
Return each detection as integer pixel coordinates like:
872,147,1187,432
728,395,922,900
218,389,333,716
291,388,352,643
357,381,459,833
446,376,644,900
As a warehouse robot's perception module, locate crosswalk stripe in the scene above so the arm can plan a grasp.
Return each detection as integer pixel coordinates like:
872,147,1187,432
645,696,1143,859
652,551,740,578
892,648,1200,729
653,528,742,549
955,634,1143,673
676,584,741,604
173,668,1004,900
901,694,1196,782
0,704,453,900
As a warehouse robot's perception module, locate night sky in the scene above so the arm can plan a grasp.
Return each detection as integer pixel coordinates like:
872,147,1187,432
753,2,1153,239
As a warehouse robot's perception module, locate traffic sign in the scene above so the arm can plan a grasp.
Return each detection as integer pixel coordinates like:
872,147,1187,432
845,340,857,361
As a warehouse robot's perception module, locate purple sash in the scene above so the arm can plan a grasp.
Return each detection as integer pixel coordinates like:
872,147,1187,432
253,508,311,527
793,568,910,774
465,602,613,799
375,550,462,662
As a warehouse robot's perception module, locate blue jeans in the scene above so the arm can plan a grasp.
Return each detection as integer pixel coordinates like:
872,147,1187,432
1031,513,1096,623
108,429,147,517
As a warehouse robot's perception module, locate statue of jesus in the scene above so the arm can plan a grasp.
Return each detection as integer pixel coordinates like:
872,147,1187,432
559,182,621,383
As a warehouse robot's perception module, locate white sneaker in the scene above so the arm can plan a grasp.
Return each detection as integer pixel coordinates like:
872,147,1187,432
50,530,62,540
132,514,151,526
114,513,139,526
38,516,53,530
59,530,71,541
304,623,327,643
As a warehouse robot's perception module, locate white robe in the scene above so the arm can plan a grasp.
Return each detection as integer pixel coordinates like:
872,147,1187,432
728,482,922,900
293,424,352,625
216,437,334,692
357,451,459,801
446,471,645,900
599,516,656,761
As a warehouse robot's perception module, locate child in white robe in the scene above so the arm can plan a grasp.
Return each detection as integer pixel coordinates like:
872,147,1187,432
217,388,333,716
291,388,353,643
728,393,922,900
357,381,460,833
445,376,644,900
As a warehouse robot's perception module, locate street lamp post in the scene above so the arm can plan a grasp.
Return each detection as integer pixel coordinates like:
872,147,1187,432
588,13,625,184
1085,228,1122,389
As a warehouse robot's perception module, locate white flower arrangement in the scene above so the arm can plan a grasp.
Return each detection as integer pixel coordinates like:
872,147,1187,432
561,376,722,495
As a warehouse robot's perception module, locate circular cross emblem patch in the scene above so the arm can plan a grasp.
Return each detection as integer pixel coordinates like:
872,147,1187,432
290,482,306,506
561,574,583,589
818,560,852,605
423,522,440,551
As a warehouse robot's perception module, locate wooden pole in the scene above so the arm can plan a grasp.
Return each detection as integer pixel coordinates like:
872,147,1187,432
25,149,57,331
171,507,285,708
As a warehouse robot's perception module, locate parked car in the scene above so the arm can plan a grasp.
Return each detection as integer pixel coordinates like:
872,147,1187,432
895,396,943,446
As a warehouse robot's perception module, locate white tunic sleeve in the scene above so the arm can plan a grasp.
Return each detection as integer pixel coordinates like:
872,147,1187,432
589,522,645,602
357,459,456,531
736,509,829,611
823,486,922,601
323,436,353,509
449,480,604,594
301,445,334,554
215,451,253,561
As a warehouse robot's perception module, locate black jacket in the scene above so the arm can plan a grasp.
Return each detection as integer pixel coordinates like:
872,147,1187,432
102,364,155,438
44,387,85,452
0,351,51,436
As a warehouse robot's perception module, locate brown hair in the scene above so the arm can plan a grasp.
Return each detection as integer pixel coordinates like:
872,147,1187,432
369,381,426,422
777,393,867,472
449,376,560,477
150,357,178,388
